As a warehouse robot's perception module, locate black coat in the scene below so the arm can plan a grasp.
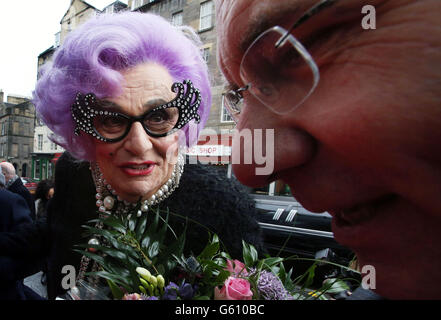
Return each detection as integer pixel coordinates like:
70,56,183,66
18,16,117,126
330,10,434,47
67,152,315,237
8,177,36,221
1,152,264,300
0,189,41,300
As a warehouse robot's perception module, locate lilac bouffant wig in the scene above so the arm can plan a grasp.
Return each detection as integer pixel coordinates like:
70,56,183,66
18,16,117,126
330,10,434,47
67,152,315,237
33,12,211,161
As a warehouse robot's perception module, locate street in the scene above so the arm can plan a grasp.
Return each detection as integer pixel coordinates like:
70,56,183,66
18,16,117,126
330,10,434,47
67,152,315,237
24,271,47,299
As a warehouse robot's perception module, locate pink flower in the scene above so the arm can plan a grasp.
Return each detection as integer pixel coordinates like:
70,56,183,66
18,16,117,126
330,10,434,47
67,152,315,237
122,293,141,300
225,259,248,276
214,277,253,300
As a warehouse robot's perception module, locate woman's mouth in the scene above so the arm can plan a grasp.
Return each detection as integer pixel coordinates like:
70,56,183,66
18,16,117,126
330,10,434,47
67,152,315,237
119,162,156,176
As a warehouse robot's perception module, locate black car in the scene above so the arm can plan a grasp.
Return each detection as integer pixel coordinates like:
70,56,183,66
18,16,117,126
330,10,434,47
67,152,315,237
252,194,359,289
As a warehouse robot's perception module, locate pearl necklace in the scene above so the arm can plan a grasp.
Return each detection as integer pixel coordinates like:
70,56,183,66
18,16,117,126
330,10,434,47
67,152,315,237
90,154,184,217
68,155,185,299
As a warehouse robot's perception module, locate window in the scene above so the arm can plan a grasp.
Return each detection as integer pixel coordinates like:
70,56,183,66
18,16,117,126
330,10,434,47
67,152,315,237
55,32,61,47
171,11,183,27
50,141,58,150
199,1,214,31
13,122,19,135
35,159,40,179
23,144,29,156
221,105,234,123
0,144,3,157
38,134,43,151
202,47,210,63
12,144,18,157
131,0,144,10
105,5,114,14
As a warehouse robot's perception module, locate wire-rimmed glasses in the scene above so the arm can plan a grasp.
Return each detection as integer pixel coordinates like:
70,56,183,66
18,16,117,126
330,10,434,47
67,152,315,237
222,0,336,123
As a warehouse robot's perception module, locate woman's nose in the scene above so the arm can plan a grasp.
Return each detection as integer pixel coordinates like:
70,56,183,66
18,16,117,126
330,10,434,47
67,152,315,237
122,122,153,155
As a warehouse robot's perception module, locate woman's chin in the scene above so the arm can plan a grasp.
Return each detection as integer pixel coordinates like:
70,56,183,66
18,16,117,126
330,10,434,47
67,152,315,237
115,184,156,203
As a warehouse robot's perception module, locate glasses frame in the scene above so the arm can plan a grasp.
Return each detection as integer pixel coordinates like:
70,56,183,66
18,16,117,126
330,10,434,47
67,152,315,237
222,0,337,122
72,79,201,143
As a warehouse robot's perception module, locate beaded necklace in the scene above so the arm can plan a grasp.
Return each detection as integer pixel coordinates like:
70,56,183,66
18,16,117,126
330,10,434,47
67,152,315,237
69,154,184,299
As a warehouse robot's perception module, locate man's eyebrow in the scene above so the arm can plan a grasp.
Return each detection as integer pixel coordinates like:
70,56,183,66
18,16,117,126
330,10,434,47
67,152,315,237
239,5,303,53
239,0,339,52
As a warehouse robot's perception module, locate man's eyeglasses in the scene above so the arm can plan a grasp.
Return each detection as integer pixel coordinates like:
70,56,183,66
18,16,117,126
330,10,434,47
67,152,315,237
72,80,201,143
222,0,336,123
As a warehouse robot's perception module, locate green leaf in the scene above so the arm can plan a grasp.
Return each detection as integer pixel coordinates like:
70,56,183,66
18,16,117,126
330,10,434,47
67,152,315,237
107,278,125,300
135,213,148,241
147,241,160,259
157,209,170,244
242,241,258,267
303,263,317,290
322,278,350,294
86,270,132,292
262,257,284,268
141,234,151,250
79,244,127,260
128,213,137,232
100,216,127,234
198,241,219,260
72,249,106,266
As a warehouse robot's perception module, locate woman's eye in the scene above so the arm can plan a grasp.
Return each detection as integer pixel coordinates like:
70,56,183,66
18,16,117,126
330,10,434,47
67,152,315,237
94,115,127,135
102,116,125,127
146,110,168,123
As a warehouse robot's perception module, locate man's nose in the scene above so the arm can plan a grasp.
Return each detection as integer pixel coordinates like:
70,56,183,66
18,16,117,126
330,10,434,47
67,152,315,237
233,96,316,184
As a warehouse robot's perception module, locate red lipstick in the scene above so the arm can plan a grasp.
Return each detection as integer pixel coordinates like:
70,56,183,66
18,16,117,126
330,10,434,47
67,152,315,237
118,161,156,176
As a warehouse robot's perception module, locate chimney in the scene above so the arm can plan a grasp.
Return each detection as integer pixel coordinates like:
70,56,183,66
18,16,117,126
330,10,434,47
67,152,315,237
0,90,3,103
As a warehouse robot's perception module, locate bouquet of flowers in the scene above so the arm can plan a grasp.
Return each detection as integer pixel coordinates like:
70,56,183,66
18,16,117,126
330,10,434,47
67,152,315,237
73,207,357,300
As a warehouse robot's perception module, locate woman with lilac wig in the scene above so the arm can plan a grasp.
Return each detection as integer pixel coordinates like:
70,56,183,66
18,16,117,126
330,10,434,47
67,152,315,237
0,12,263,300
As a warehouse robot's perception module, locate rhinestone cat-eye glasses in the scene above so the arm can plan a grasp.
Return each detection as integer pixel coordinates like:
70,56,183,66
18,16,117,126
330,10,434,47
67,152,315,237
72,80,201,143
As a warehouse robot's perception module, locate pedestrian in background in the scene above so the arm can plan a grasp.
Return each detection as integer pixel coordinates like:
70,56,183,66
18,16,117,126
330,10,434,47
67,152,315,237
34,180,54,222
0,179,43,299
0,162,36,221
0,166,5,189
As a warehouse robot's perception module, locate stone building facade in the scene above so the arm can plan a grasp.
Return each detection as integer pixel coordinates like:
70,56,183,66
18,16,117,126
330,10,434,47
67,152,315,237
0,91,35,177
34,1,127,180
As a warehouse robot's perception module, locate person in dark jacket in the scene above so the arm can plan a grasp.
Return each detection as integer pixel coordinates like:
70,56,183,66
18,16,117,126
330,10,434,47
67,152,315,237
0,189,44,300
0,12,264,300
0,162,36,221
0,166,5,189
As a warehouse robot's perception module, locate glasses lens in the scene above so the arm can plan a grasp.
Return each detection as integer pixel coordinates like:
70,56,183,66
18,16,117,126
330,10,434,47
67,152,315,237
240,26,319,115
144,107,179,135
93,113,129,140
222,91,242,123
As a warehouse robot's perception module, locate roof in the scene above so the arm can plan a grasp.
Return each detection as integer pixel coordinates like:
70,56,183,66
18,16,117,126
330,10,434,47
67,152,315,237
38,45,55,59
60,0,99,23
103,1,128,11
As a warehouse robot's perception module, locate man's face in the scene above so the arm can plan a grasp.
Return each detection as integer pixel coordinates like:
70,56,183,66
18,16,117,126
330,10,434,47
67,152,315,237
216,0,441,298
